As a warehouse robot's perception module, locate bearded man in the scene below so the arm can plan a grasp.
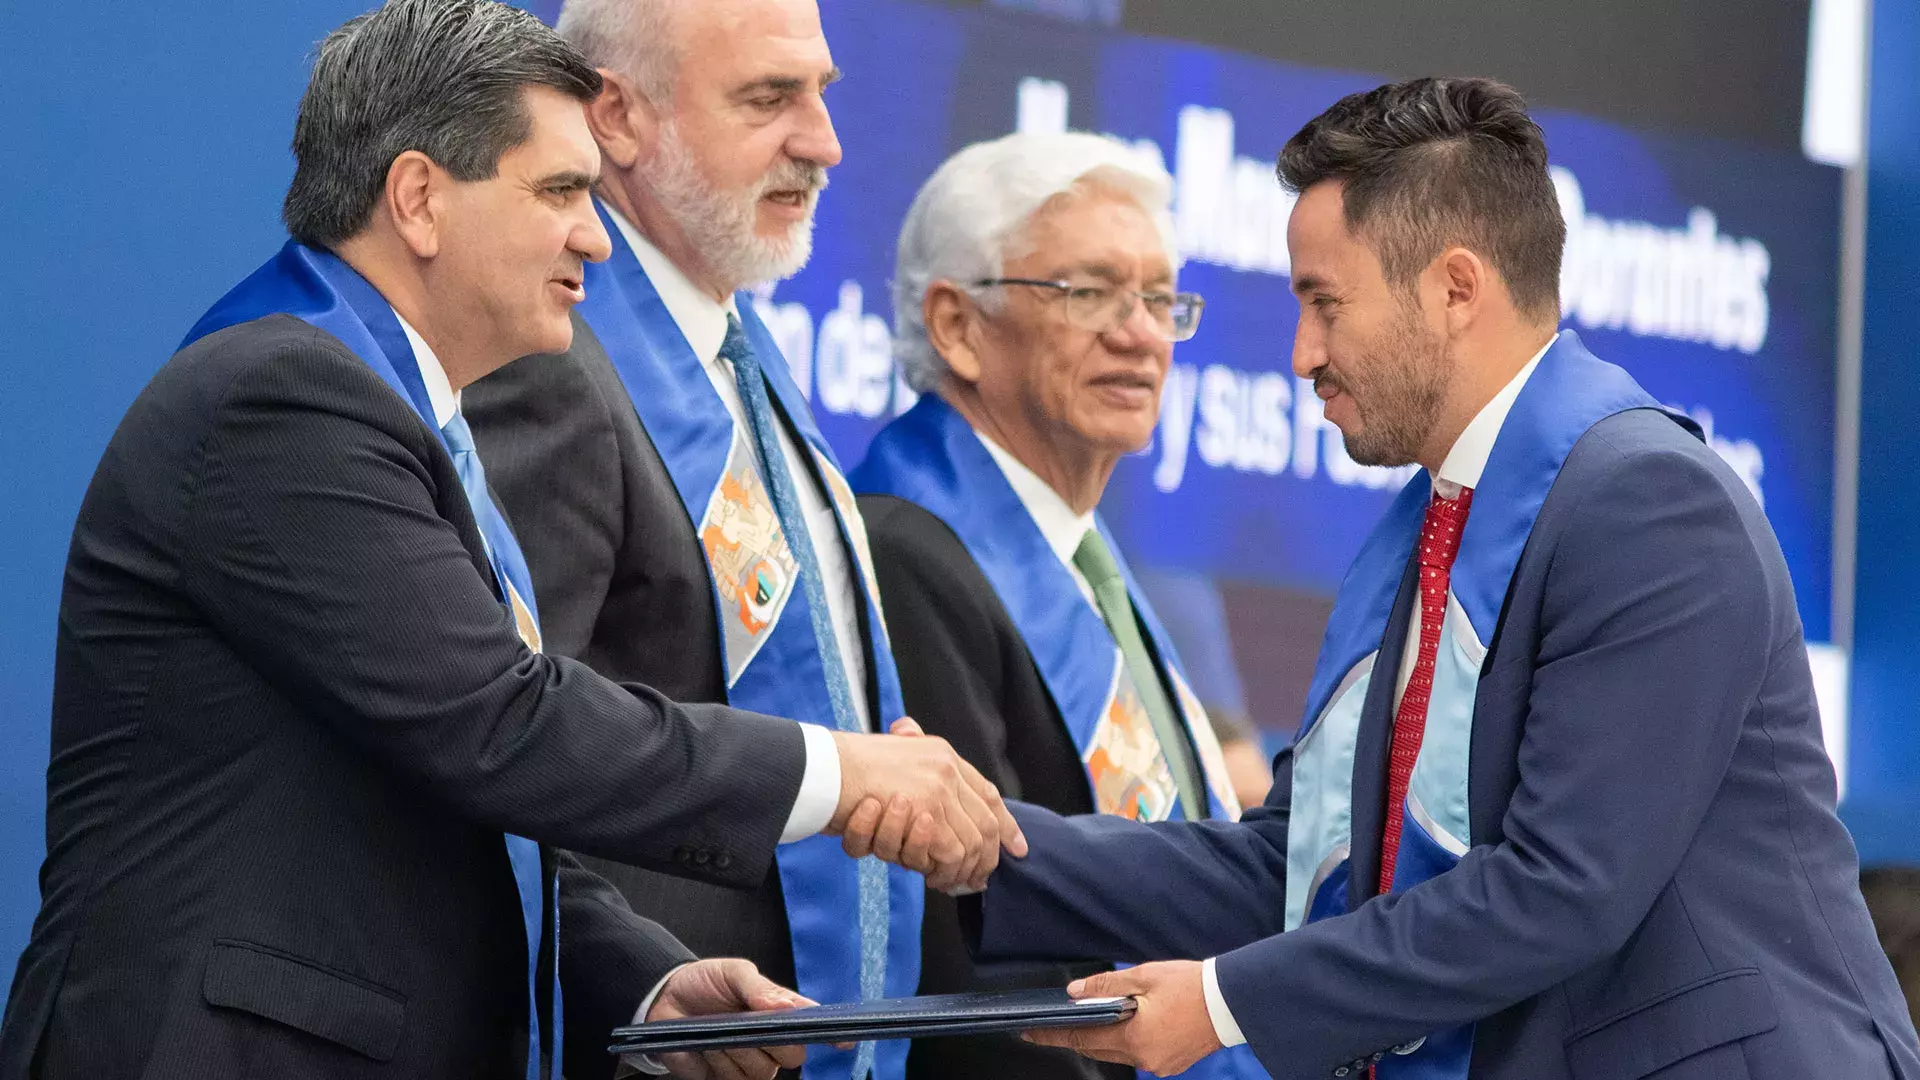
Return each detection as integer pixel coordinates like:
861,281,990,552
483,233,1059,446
463,4,1011,1078
946,78,1920,1080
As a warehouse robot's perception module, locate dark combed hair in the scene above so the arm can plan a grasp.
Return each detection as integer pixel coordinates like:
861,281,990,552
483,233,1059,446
1278,76,1565,323
283,0,602,248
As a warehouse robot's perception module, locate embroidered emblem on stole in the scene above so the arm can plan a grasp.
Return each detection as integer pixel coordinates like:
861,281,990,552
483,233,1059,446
698,433,798,685
505,578,542,654
1084,657,1179,821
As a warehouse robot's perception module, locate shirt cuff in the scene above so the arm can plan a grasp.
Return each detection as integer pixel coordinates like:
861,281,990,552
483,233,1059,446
616,963,692,1077
780,722,842,843
1201,957,1248,1048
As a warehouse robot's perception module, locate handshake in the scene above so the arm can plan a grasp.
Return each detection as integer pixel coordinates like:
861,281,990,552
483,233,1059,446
825,718,1028,892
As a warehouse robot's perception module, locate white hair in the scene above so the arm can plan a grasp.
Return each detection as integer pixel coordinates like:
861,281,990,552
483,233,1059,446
556,0,677,104
891,130,1180,394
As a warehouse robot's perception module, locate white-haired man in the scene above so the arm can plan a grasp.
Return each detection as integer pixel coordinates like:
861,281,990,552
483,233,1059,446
465,4,1024,1078
849,132,1269,1080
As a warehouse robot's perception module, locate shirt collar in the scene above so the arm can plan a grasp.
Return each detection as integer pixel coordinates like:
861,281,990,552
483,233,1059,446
973,429,1099,567
1432,332,1558,495
392,309,458,429
602,199,737,365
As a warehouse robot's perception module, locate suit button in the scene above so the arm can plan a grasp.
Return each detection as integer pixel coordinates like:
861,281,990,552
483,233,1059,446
1333,1068,1350,1077
673,846,693,865
694,850,712,866
714,852,733,870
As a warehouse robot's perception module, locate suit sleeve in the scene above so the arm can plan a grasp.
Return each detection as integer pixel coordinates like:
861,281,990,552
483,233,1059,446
462,348,621,662
181,338,805,889
557,851,697,1080
974,783,1293,965
1212,441,1777,1080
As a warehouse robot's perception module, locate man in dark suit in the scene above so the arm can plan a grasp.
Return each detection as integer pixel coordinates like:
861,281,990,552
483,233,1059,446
847,131,1264,1080
0,4,1014,1078
944,79,1920,1080
464,5,964,1078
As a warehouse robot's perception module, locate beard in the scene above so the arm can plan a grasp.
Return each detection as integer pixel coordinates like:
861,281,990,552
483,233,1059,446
639,120,828,290
1318,300,1453,468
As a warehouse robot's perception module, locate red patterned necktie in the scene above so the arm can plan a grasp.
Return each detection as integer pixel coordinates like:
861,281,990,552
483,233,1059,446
1377,485,1474,895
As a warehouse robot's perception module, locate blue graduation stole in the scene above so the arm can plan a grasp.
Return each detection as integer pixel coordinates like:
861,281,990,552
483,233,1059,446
182,240,562,1080
1283,333,1696,1080
850,395,1267,1080
573,202,922,1080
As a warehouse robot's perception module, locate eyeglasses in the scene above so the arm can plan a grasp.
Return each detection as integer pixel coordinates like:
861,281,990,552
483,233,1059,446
971,278,1205,342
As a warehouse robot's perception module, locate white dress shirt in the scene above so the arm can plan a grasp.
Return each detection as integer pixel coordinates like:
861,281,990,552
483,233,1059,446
605,205,855,841
1199,333,1558,1050
394,313,459,429
975,431,1100,608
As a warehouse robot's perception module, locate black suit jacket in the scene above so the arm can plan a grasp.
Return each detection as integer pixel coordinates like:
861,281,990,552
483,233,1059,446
464,314,800,990
856,494,1130,1080
0,315,807,1080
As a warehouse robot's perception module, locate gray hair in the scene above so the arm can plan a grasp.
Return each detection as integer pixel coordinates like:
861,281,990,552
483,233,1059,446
556,0,678,106
891,131,1179,394
283,0,602,249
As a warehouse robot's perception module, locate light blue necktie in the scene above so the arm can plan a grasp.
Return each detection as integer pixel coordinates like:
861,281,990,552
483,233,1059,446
724,315,888,1078
444,409,556,1080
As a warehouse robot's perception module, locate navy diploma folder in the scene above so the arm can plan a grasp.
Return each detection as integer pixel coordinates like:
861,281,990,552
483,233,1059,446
608,988,1138,1056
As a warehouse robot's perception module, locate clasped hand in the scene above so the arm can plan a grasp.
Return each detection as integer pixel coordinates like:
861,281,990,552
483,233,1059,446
826,718,1028,892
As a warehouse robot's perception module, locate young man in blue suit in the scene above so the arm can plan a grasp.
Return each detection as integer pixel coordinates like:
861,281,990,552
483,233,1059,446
944,77,1920,1080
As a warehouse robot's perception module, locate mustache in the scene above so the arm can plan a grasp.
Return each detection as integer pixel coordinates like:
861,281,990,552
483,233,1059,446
755,158,831,198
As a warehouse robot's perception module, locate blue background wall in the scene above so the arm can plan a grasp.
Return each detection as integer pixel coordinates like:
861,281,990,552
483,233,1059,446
0,0,377,985
1845,0,1920,863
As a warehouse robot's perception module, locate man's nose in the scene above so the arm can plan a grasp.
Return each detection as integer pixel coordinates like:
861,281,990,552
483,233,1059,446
1292,318,1324,380
1103,293,1164,352
574,203,612,264
789,93,844,170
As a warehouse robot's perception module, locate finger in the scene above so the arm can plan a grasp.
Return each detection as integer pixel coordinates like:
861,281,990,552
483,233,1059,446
732,968,808,1013
658,1050,713,1080
1023,1027,1138,1066
769,1042,811,1069
947,771,999,889
1068,968,1148,999
889,716,925,736
870,795,915,864
840,796,884,859
716,1046,780,1080
913,812,964,891
961,758,1028,859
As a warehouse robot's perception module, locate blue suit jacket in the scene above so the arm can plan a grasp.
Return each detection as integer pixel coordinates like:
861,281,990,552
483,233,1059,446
977,409,1920,1080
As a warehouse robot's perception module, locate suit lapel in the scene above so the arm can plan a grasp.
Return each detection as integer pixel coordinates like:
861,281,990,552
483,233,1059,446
1347,550,1422,908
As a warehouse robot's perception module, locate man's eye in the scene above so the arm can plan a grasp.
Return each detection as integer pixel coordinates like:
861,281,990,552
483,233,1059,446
1069,286,1113,304
748,95,784,109
1140,292,1176,312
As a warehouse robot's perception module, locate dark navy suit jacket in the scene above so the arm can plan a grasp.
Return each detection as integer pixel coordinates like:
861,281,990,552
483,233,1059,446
976,409,1920,1080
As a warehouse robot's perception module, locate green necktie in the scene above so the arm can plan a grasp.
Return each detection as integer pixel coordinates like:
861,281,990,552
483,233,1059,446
1072,528,1208,820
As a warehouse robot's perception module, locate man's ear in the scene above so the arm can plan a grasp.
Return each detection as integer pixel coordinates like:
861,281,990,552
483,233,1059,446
384,150,442,259
584,69,657,169
1437,246,1488,335
924,282,984,386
